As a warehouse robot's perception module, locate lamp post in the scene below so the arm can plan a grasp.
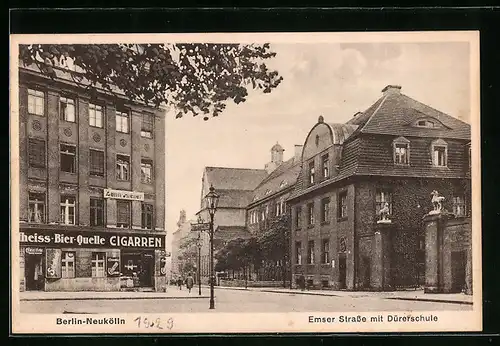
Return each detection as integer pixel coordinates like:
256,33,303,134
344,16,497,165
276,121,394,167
204,184,219,310
196,232,202,296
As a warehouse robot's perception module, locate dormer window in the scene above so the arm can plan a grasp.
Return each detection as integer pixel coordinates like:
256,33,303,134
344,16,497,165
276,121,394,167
265,189,272,195
393,137,410,165
417,120,435,128
431,139,448,167
252,195,259,202
279,180,288,188
411,117,447,129
467,142,472,168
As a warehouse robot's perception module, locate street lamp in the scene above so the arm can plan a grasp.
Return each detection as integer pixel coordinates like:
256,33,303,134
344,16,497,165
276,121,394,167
204,184,219,310
196,231,202,296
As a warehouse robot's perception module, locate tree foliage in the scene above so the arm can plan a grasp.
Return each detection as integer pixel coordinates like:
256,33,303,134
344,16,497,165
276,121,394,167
19,43,283,120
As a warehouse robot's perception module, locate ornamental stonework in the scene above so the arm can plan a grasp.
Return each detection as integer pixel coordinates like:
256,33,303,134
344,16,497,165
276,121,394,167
63,127,72,137
93,132,101,143
120,139,127,147
32,120,42,131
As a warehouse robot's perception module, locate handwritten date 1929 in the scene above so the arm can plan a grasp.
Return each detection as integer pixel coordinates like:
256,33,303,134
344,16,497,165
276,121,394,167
134,316,174,330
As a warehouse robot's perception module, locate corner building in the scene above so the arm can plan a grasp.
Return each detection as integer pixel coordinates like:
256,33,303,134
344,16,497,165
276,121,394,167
18,64,167,292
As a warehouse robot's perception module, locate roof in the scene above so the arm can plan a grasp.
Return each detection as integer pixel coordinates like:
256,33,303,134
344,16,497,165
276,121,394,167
249,157,301,205
347,92,470,140
204,167,268,191
326,123,359,145
217,189,254,208
271,142,284,152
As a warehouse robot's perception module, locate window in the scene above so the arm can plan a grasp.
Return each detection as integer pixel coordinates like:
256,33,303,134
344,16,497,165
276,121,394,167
141,159,153,183
28,138,46,168
90,198,104,227
116,155,130,181
321,197,330,223
308,161,315,184
295,242,302,264
295,206,302,229
265,204,269,218
116,201,130,228
60,196,76,225
89,150,105,177
375,190,393,216
142,203,154,229
28,193,45,223
92,252,106,278
89,103,103,128
417,120,435,128
141,113,154,138
339,237,347,253
393,137,410,165
275,202,280,216
307,203,315,225
60,144,76,173
338,191,347,219
468,144,472,168
321,239,330,264
116,110,129,133
59,96,76,122
307,240,315,264
28,89,44,116
322,154,329,179
61,252,75,278
453,196,466,217
432,139,448,167
261,210,265,221
279,200,285,215
279,180,288,188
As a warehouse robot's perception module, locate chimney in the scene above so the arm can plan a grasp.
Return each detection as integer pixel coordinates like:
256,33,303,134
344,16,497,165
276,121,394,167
382,85,402,96
294,144,303,162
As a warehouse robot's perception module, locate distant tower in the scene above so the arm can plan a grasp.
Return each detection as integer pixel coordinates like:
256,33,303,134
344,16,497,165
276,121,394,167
177,209,187,227
265,142,285,174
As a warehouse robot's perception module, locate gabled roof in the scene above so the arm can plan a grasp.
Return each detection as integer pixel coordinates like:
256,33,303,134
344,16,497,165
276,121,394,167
217,189,254,208
249,157,301,205
347,92,470,140
204,167,268,191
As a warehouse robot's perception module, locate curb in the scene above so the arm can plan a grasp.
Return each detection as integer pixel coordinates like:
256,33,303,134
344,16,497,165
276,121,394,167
20,295,209,302
386,297,473,305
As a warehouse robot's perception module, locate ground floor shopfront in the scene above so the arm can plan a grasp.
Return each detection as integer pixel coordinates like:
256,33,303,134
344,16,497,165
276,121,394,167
19,227,167,292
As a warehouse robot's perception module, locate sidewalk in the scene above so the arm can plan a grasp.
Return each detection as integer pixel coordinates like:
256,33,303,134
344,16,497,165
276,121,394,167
207,285,473,305
20,287,209,301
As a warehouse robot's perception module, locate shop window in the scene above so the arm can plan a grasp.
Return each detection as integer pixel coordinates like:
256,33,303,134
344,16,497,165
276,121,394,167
117,200,131,228
393,137,410,165
116,110,129,133
432,139,448,167
141,113,154,138
60,196,76,225
295,206,302,229
321,239,330,264
338,191,348,219
60,144,76,173
321,280,329,288
321,197,330,223
89,149,105,177
295,242,302,264
322,154,329,179
142,203,154,229
92,252,106,278
307,240,315,264
61,251,75,278
375,189,393,216
141,159,153,183
59,96,76,122
90,198,105,227
89,103,103,128
453,195,466,217
28,192,45,223
28,88,45,116
308,161,315,184
307,203,315,226
116,154,130,181
28,138,46,168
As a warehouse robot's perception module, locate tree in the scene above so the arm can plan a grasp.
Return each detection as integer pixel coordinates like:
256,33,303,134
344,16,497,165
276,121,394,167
19,43,283,120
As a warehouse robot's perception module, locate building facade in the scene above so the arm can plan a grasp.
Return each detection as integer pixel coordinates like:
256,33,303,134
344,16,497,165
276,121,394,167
18,63,167,292
288,85,472,292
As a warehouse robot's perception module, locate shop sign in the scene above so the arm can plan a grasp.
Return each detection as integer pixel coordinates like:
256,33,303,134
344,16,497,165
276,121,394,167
104,188,144,201
46,248,61,278
25,247,43,255
160,256,167,275
20,229,165,249
107,257,120,277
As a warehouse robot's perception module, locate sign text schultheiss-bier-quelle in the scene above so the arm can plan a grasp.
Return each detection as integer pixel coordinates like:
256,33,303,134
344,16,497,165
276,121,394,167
103,188,144,201
19,230,164,249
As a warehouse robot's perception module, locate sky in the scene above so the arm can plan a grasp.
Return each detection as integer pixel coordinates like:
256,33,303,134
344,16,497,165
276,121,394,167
164,41,471,250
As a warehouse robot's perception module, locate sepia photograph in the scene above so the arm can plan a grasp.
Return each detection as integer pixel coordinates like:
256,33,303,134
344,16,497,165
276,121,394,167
10,31,481,333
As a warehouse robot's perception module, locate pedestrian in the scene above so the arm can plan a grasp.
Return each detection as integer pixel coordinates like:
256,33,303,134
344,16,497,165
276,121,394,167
177,276,183,290
185,273,194,293
300,275,305,291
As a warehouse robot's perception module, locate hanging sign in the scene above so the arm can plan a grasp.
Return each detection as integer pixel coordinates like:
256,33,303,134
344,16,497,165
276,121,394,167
107,256,120,277
25,247,43,255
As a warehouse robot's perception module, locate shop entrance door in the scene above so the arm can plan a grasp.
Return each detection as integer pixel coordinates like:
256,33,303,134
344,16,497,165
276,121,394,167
139,252,154,287
121,251,154,288
338,254,347,289
25,252,44,291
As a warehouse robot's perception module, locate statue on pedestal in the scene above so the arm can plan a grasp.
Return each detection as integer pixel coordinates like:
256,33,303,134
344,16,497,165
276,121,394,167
377,202,391,224
430,190,445,214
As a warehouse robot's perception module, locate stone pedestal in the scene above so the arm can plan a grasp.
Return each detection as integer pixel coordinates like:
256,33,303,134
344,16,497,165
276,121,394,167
423,212,450,293
371,221,393,291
